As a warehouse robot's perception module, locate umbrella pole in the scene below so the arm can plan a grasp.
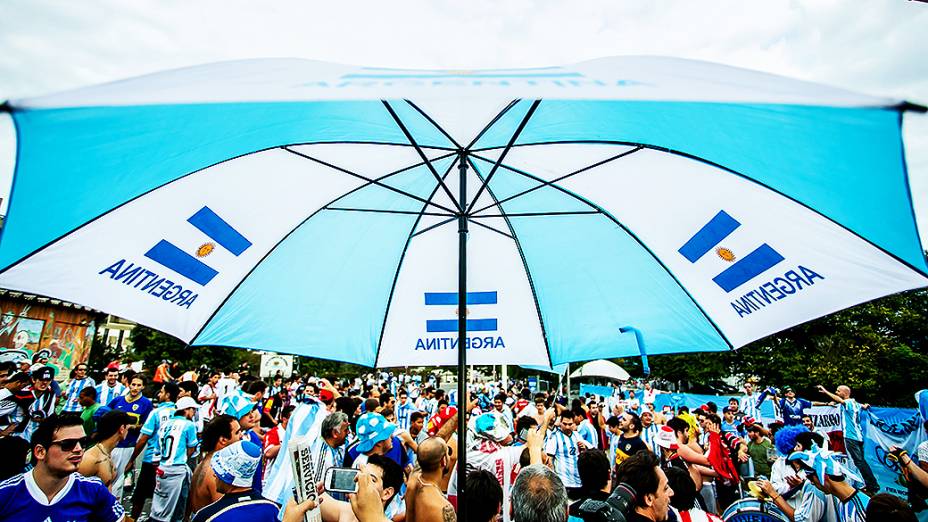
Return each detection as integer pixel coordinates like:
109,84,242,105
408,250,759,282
456,153,469,520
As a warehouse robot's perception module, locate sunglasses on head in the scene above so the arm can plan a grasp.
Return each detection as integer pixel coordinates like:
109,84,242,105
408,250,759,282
48,436,90,452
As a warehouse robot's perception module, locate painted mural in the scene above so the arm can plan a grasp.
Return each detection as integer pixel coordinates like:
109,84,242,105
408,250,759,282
0,298,97,379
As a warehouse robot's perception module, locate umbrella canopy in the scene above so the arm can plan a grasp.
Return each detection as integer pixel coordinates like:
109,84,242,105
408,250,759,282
569,360,630,381
1,56,926,368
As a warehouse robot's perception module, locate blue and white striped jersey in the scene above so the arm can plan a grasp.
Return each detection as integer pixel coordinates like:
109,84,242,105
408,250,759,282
62,377,95,412
395,399,416,431
577,420,599,449
840,399,863,442
640,424,661,454
140,401,175,463
740,393,761,420
836,490,869,522
157,415,198,466
544,430,583,488
95,382,126,407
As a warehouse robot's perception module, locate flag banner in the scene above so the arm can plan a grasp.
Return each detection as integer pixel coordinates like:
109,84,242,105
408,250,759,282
863,405,926,502
579,384,614,399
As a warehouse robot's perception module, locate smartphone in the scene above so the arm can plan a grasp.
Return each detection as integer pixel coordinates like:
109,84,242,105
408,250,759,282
324,467,360,494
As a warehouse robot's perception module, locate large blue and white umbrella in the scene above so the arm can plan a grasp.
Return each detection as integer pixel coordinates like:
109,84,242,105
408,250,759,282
1,57,924,370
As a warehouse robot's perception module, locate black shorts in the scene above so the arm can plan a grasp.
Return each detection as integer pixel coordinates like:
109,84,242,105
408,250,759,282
132,462,157,504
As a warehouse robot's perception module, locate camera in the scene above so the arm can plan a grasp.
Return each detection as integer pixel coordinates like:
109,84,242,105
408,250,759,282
577,483,637,522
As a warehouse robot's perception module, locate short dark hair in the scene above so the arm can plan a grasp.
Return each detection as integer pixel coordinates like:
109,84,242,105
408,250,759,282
625,412,642,432
410,411,426,424
367,454,403,503
664,466,697,511
202,414,238,453
30,413,84,461
465,469,503,522
866,493,917,522
794,431,824,451
379,393,393,406
606,415,621,428
706,413,721,427
160,382,179,402
614,451,661,509
79,386,97,399
178,380,198,397
381,407,394,419
130,374,145,385
577,449,610,493
667,417,689,436
93,410,131,442
363,398,379,413
281,405,295,419
244,380,267,395
515,415,538,434
494,393,507,403
559,409,574,421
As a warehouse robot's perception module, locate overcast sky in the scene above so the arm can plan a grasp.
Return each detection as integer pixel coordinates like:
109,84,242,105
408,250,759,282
1,0,926,246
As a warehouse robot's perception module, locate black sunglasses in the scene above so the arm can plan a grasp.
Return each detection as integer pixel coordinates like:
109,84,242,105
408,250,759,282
48,436,90,452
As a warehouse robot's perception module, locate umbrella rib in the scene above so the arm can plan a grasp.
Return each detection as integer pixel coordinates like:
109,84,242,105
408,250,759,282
325,206,455,217
373,159,459,367
465,100,541,215
471,155,734,349
187,160,456,346
472,210,601,218
466,218,514,239
469,146,644,215
382,100,463,213
404,100,462,150
410,217,457,238
464,99,519,151
282,146,459,215
465,157,554,369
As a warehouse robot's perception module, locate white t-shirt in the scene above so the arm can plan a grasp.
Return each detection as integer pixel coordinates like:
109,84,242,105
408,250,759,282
448,442,523,522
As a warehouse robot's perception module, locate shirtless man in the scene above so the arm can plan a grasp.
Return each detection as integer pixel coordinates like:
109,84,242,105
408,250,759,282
78,410,130,487
189,414,244,512
405,437,454,522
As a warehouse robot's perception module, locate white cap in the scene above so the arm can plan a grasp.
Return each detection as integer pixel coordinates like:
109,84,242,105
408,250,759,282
176,396,199,411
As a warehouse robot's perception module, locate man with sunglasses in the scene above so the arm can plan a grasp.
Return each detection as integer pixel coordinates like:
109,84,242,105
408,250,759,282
62,363,95,413
0,413,124,521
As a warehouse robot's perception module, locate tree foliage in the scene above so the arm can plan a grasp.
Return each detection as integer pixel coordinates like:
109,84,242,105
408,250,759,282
626,288,928,407
127,325,258,374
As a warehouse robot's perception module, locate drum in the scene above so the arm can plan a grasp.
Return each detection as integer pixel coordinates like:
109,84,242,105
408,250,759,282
722,497,789,522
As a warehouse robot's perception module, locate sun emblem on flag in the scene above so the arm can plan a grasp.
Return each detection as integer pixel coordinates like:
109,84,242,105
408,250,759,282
196,242,215,258
715,247,736,262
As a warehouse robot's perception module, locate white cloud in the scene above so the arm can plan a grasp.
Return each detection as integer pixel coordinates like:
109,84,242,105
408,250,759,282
0,0,925,246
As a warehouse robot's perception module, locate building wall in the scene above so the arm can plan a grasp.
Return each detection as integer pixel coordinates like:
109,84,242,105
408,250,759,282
0,294,98,379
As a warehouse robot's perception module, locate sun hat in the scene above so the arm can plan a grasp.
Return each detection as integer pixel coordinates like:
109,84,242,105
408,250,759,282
473,412,512,442
175,396,199,412
219,390,257,420
655,425,678,450
211,440,261,488
355,412,396,453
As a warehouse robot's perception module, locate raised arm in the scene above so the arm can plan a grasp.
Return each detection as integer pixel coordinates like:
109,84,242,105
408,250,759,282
816,385,845,404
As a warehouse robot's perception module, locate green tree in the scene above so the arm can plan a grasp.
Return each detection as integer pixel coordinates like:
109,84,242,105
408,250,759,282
127,325,257,375
623,288,928,407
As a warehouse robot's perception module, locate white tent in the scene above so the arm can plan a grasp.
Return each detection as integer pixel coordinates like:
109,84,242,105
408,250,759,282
568,359,630,381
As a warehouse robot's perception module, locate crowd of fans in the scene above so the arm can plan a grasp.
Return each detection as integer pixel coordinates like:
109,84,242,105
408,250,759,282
0,351,925,522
